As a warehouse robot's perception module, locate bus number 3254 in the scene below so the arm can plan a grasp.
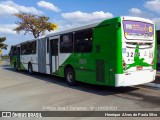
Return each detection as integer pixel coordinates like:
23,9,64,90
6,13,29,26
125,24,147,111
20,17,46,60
126,52,140,57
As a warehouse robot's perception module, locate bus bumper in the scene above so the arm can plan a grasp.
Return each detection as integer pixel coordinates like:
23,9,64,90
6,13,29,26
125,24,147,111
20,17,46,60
115,70,156,87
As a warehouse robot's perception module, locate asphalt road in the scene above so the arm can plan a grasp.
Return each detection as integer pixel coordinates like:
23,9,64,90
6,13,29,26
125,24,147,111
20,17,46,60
0,59,160,120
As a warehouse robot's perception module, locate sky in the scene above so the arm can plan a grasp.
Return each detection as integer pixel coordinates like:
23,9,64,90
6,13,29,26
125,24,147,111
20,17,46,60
0,0,160,54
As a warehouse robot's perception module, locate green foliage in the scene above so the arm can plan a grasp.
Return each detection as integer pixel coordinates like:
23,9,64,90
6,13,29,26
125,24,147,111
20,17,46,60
14,13,57,38
0,37,7,50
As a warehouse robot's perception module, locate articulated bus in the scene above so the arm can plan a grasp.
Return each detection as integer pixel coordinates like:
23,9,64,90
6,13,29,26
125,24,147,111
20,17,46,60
10,16,157,87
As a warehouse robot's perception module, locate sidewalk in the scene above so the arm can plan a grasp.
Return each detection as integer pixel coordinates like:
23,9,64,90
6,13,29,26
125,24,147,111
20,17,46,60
143,71,160,89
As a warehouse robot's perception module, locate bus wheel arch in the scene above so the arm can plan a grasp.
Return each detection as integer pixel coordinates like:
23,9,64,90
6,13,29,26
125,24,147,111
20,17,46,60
28,62,33,74
64,65,76,86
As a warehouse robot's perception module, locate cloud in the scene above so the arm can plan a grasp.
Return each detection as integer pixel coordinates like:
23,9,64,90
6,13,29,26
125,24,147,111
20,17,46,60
144,0,160,14
0,0,43,16
44,19,80,35
129,8,154,18
37,1,60,12
129,8,142,14
128,8,160,30
0,24,17,34
61,11,113,23
152,18,160,30
0,3,18,16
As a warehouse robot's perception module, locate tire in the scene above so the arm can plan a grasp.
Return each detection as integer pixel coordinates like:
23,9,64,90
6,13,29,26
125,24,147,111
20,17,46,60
14,62,17,70
65,67,76,86
14,62,16,68
28,63,33,75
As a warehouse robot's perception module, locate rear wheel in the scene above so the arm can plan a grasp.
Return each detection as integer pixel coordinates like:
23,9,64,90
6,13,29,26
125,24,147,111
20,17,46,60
65,67,76,86
28,63,33,75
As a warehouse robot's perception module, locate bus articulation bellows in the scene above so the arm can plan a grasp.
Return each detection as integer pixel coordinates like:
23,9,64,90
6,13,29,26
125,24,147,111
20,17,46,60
10,16,157,87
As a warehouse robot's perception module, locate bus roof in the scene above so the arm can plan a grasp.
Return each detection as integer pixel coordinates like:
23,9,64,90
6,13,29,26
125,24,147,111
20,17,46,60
46,16,154,38
11,16,154,47
46,22,100,38
11,36,45,47
121,16,154,24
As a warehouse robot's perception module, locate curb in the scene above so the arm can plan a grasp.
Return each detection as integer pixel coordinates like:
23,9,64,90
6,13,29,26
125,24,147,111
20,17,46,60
143,83,160,89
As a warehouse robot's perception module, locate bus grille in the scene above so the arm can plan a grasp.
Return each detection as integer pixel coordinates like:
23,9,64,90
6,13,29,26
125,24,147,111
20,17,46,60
96,60,105,82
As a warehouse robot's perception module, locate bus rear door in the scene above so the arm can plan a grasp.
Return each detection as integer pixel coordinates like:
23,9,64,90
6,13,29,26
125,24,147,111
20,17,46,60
50,38,59,74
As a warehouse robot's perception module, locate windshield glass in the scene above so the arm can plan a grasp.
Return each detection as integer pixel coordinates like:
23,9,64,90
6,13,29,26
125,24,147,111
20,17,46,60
123,20,154,40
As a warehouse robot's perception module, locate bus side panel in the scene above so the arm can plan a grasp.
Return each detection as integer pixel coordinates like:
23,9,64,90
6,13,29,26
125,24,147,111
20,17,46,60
93,26,110,85
20,54,38,71
60,17,123,86
58,53,95,84
54,17,123,86
74,53,95,84
93,17,123,86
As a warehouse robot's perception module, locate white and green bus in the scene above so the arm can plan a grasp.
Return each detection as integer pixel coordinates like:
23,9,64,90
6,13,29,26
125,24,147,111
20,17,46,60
10,16,157,87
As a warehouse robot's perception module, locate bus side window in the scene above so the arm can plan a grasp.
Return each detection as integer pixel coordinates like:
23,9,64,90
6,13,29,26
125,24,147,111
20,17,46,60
74,29,93,53
21,41,36,55
47,38,49,53
27,42,32,54
60,33,73,53
32,41,36,54
21,44,28,55
21,45,24,55
10,46,16,56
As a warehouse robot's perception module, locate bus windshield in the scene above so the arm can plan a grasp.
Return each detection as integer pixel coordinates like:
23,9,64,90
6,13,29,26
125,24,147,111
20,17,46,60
123,20,154,41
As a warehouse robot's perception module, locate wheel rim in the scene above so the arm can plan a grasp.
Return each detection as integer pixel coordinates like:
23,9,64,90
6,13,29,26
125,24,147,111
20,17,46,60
67,72,73,82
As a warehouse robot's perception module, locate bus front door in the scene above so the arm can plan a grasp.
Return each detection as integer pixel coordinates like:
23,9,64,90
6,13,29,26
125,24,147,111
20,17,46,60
16,46,20,69
50,39,59,74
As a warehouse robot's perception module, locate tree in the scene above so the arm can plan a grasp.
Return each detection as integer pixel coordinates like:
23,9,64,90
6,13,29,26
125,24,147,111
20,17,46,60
14,13,57,38
0,37,7,50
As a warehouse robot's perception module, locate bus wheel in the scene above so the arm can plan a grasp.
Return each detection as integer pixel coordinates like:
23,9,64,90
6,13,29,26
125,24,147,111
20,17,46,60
28,63,33,75
65,67,76,86
14,62,17,70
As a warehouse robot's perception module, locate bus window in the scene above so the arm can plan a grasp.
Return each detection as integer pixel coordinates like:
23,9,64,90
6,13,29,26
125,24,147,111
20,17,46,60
31,41,36,54
60,33,73,53
50,40,58,56
74,29,93,53
21,41,36,55
47,38,49,53
123,21,154,41
10,46,16,56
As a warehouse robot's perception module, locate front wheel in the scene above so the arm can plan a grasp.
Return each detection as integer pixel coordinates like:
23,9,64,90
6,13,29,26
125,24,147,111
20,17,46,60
28,63,33,75
14,62,17,70
65,67,76,86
